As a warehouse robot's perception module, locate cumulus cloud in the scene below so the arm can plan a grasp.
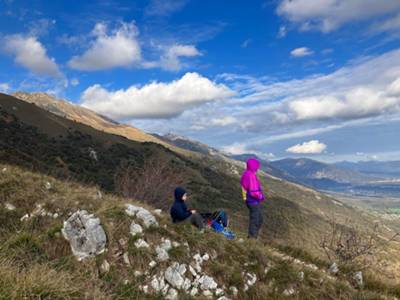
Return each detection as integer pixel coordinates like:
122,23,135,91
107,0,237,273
290,47,313,57
277,0,400,32
157,44,201,71
80,72,235,119
0,83,10,93
4,35,61,77
68,22,141,71
286,140,327,154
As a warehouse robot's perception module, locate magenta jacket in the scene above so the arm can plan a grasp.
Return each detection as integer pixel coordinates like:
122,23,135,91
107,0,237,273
240,158,265,205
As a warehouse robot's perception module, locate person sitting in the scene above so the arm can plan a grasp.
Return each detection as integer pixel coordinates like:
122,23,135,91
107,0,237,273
170,187,205,230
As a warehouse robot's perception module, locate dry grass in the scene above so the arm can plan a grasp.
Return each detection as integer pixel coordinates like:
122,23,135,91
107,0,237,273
0,163,399,299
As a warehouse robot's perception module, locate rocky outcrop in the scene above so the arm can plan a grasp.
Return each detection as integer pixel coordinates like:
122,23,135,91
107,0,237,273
62,210,107,260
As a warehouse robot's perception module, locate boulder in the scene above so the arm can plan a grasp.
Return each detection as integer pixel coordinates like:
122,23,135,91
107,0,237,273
62,210,107,260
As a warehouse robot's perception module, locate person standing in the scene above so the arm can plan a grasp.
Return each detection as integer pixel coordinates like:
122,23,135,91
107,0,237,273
240,158,265,239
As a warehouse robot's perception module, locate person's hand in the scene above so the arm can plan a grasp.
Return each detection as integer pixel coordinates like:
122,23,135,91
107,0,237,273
190,209,197,214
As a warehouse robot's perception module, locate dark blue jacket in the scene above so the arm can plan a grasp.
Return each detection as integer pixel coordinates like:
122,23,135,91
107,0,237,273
170,187,192,223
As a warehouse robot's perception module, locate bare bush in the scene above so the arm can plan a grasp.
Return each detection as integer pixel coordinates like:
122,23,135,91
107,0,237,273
114,155,187,208
320,217,399,269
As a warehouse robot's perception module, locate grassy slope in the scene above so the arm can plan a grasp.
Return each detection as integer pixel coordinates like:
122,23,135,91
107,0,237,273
1,93,400,282
1,163,399,300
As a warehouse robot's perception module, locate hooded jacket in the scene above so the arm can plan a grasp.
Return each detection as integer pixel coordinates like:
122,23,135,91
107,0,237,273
240,158,265,205
170,187,192,223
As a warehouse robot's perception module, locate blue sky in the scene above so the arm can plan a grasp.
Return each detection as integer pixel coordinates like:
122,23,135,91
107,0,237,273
1,0,400,162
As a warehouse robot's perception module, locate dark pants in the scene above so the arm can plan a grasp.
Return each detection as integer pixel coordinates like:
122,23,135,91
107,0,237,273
247,204,263,238
184,213,205,229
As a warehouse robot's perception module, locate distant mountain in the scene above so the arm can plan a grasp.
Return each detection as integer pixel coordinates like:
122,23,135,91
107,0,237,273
335,160,400,178
153,133,223,157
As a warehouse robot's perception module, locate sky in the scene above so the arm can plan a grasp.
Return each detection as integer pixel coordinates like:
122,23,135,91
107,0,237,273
1,0,400,162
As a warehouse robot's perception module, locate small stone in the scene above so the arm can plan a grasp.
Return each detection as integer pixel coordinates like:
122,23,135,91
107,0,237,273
45,181,52,190
217,297,231,300
238,238,244,243
123,252,130,266
244,284,249,292
210,249,218,259
118,238,127,247
202,253,210,261
134,238,149,248
142,285,149,294
97,190,103,200
100,260,110,273
2,167,7,172
189,265,197,277
229,286,238,297
183,278,191,291
283,287,296,296
160,239,173,251
53,213,59,219
4,203,16,211
246,273,257,286
130,222,143,236
149,261,157,268
165,288,178,300
215,288,224,296
156,246,170,262
199,275,218,290
153,209,162,216
328,262,339,275
134,270,143,277
353,271,363,288
299,271,304,281
162,284,170,296
203,290,213,298
190,287,198,296
172,241,180,248
178,264,187,276
193,253,203,264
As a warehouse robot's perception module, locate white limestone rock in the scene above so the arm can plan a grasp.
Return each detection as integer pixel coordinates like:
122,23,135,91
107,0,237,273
129,222,143,236
62,210,107,260
199,275,218,290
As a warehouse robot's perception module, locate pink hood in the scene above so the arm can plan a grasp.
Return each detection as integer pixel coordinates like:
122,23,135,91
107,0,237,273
240,158,264,203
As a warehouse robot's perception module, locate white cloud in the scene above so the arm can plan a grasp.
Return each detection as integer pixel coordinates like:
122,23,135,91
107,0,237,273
286,140,327,154
80,72,235,119
278,25,287,38
4,35,61,77
277,0,400,32
0,83,10,93
68,21,141,71
158,44,201,71
210,116,237,126
290,47,313,57
371,13,400,33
